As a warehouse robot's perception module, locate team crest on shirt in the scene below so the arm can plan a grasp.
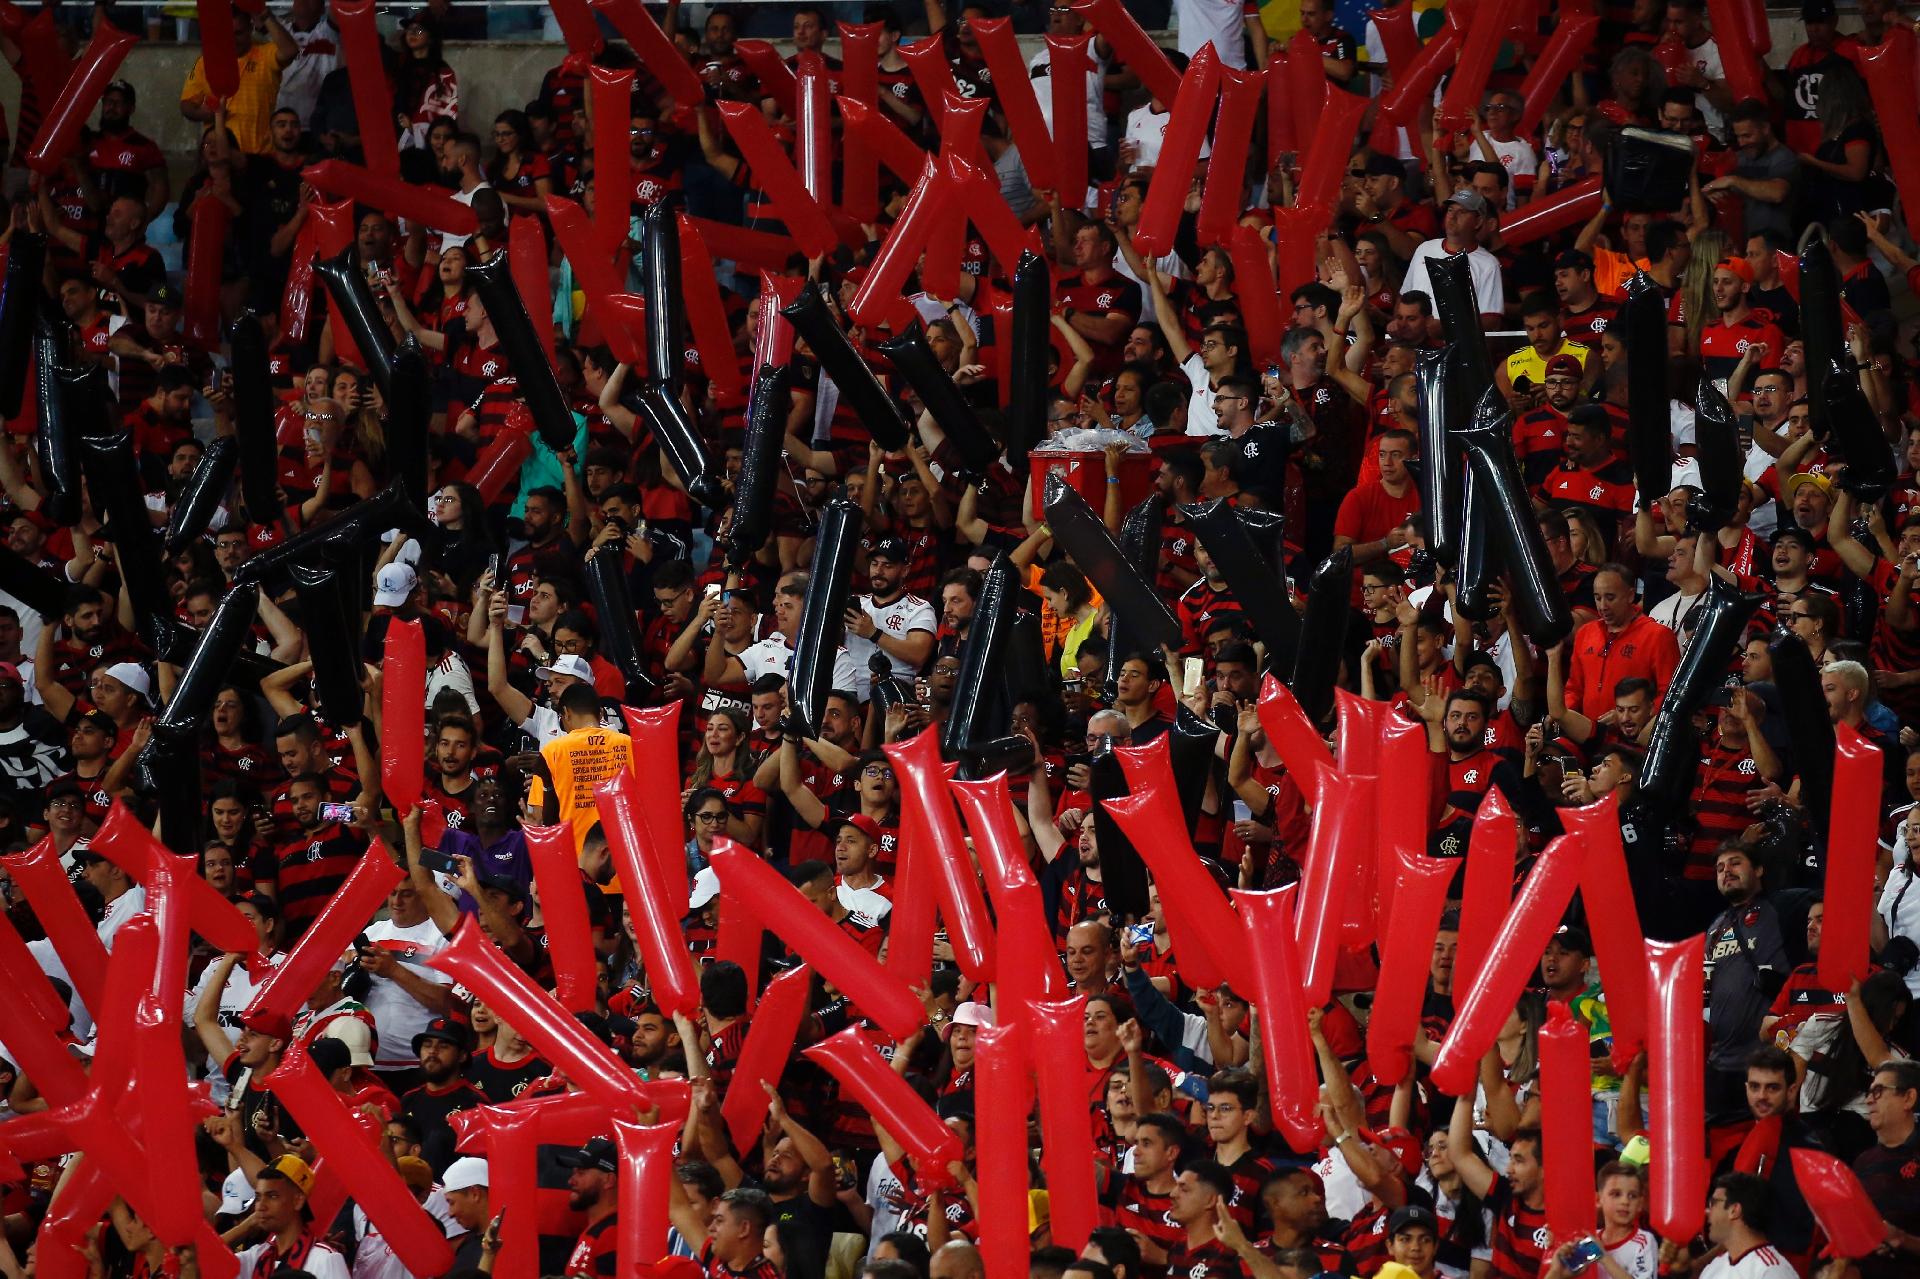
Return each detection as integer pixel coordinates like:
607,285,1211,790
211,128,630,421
1588,486,1604,499
1095,291,1117,308
306,842,323,861
1462,768,1481,785
237,756,254,770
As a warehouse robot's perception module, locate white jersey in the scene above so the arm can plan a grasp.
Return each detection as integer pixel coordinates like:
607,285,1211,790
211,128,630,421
360,917,454,1070
235,1237,350,1279
351,1189,461,1279
740,634,869,703
1606,1228,1659,1279
849,593,937,681
187,951,285,1099
1701,1244,1798,1279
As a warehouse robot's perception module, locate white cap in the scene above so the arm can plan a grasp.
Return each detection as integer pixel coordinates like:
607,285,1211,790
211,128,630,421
535,654,594,684
381,529,423,566
442,1156,489,1193
374,562,419,608
219,1167,255,1216
101,661,151,701
689,865,721,910
322,1014,377,1067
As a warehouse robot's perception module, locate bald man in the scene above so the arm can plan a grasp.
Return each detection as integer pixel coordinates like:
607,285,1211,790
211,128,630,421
1064,920,1120,998
930,1242,985,1279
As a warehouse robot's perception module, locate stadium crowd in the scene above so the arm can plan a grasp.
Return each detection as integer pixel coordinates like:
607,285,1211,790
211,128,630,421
4,0,1920,1277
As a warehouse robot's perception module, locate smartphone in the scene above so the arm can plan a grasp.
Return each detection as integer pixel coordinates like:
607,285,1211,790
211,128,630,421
488,553,508,588
319,801,356,824
703,583,722,600
1182,657,1204,696
416,848,459,875
1232,799,1253,823
506,604,527,625
1563,1239,1605,1275
1125,922,1155,948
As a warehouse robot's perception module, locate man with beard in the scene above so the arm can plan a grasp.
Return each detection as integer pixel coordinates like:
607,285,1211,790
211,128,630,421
1425,688,1524,859
1028,721,1113,938
1448,1111,1550,1279
82,79,168,221
265,772,369,941
237,105,310,313
742,572,863,698
560,1136,621,1277
1538,406,1638,526
791,858,885,959
42,586,144,702
1697,257,1787,383
618,998,683,1076
424,714,483,826
1554,249,1619,349
0,661,69,820
1513,355,1588,486
1704,846,1789,1111
121,363,196,472
754,1094,838,1279
845,537,936,682
1163,1163,1284,1279
358,879,455,1088
401,1016,484,1172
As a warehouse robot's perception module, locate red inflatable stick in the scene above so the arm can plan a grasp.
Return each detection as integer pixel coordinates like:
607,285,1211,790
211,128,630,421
1704,0,1767,106
1049,34,1092,207
710,842,926,1040
1499,176,1603,247
620,700,691,908
0,940,89,1104
1106,736,1239,990
1856,28,1920,243
1365,848,1457,1088
1296,89,1370,212
1029,998,1100,1250
888,730,996,983
510,213,556,366
954,156,1045,274
379,618,426,816
332,0,399,175
675,215,747,403
1820,723,1885,993
849,159,950,329
973,18,1059,194
1367,2,1420,73
683,216,800,274
1134,45,1219,258
733,39,799,117
1646,935,1707,1243
1271,203,1324,300
1070,0,1179,106
1379,24,1459,126
91,802,258,953
937,91,988,168
710,103,843,257
795,52,834,206
1540,1002,1596,1243
549,0,604,58
1518,14,1598,135
303,160,478,235
951,775,1066,1008
449,1098,604,1277
1456,787,1518,994
1255,673,1332,794
752,273,802,394
1234,885,1326,1151
613,1115,679,1265
0,911,70,1027
598,770,702,1017
839,23,883,221
713,882,764,1006
548,194,644,369
1430,833,1584,1096
430,918,650,1112
1199,67,1265,245
1295,770,1369,1003
1266,47,1296,169
1737,0,1770,56
721,963,813,1156
1,837,108,1013
246,841,402,1024
973,1021,1034,1279
523,823,598,1013
1373,707,1437,925
466,415,533,504
898,36,958,128
27,20,137,174
838,97,930,187
0,4,73,129
1438,0,1524,129
590,0,705,108
132,994,205,1245
1333,689,1389,939
922,193,965,305
1228,223,1288,368
876,731,942,992
1563,795,1648,1069
1286,29,1329,145
1791,1148,1889,1258
804,1027,962,1182
590,67,635,260
197,1,239,100
273,1042,455,1275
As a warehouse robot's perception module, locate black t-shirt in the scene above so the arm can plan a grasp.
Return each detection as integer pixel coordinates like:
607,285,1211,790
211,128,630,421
401,1079,486,1173
241,152,309,295
465,1047,551,1103
760,1190,837,1279
1228,421,1292,501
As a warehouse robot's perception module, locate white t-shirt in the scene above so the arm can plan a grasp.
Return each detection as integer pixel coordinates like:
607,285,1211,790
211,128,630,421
1685,38,1729,138
1879,862,1920,998
1647,588,1706,652
1606,1227,1660,1279
1700,1245,1799,1279
1400,240,1506,318
739,634,868,703
838,879,893,922
1481,136,1539,207
1363,18,1419,160
1174,0,1250,70
848,593,937,681
1029,44,1109,150
1180,352,1221,437
351,1189,461,1279
276,17,341,125
98,883,146,949
361,917,454,1070
1121,103,1210,172
235,1238,350,1279
187,951,284,1099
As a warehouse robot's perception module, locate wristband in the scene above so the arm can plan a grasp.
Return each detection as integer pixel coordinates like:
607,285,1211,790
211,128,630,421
1106,476,1121,484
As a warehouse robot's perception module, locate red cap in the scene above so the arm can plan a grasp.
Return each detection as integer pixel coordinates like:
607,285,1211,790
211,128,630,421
0,662,22,686
1361,1125,1424,1178
242,1009,295,1043
1543,353,1583,381
1717,255,1754,284
838,813,882,843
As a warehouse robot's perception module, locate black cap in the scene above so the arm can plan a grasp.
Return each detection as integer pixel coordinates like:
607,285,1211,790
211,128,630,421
104,79,135,104
1547,924,1593,956
410,1016,473,1055
147,283,183,310
1553,249,1595,273
1773,527,1817,553
556,1135,618,1173
1388,1205,1440,1236
1802,0,1838,22
307,1036,353,1077
1362,154,1405,179
867,535,910,563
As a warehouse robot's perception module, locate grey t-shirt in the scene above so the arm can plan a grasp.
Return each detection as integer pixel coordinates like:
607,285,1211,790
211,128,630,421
1734,143,1799,239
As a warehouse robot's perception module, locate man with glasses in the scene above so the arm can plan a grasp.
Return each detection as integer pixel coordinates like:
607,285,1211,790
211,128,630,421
1854,1061,1920,1274
1473,89,1539,205
1699,1173,1797,1279
1145,258,1244,438
1400,190,1505,329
